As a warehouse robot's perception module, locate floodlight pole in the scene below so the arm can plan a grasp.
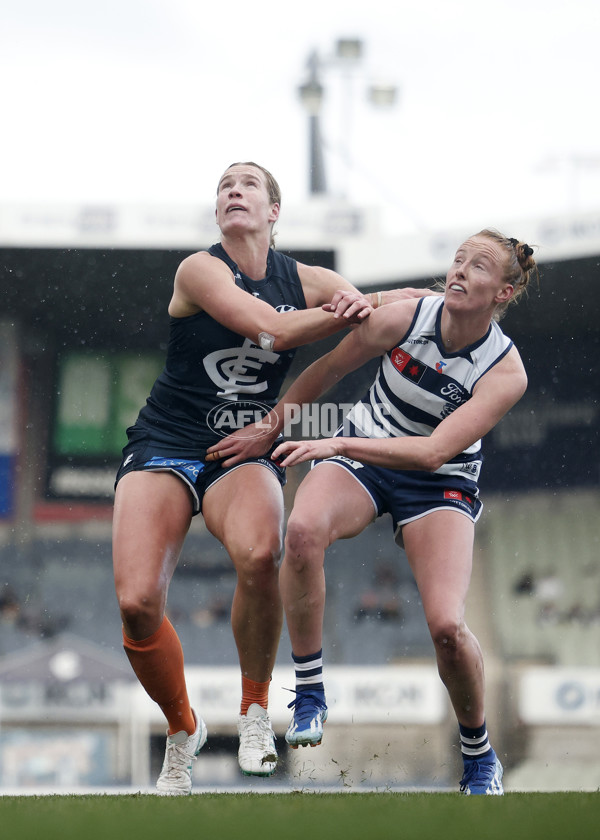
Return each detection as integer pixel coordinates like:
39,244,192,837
298,51,327,195
298,39,398,198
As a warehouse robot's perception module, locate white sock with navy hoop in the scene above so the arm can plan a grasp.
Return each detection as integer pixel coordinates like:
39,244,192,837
292,649,325,700
459,721,492,761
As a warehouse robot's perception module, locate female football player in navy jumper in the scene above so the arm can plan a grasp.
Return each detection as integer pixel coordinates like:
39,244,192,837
211,229,538,794
112,161,430,794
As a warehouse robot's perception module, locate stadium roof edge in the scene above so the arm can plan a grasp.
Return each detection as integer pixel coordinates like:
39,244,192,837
1,201,599,287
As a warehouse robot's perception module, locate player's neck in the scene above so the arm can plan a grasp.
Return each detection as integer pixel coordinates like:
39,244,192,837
220,233,271,282
440,309,491,353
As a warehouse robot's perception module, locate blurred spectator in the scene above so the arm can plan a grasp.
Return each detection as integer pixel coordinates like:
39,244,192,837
354,563,404,622
0,587,21,624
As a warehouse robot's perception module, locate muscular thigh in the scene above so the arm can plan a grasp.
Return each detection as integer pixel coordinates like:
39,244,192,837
402,509,475,622
113,470,193,596
202,464,285,561
289,462,376,545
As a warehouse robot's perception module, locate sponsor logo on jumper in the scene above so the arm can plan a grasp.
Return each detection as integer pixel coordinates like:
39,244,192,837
440,403,457,418
435,360,447,373
390,348,426,383
440,381,468,405
460,462,479,476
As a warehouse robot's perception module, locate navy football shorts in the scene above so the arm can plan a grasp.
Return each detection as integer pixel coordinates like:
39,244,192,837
312,454,482,547
115,437,285,515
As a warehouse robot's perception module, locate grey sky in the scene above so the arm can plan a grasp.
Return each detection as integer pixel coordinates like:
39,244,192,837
1,0,599,233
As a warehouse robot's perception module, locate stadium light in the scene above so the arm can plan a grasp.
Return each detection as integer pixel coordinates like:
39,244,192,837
335,38,363,61
297,50,327,195
368,84,399,108
298,40,398,197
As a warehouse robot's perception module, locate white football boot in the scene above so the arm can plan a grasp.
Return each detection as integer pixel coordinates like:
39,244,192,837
156,711,208,796
237,703,278,777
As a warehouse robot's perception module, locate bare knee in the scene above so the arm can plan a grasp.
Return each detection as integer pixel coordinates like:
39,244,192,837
283,512,329,575
228,532,282,590
430,618,468,662
117,586,166,639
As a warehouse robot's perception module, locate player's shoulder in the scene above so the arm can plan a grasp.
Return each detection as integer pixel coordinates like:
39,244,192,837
179,249,217,269
176,249,232,282
376,295,423,325
479,344,528,400
295,260,339,283
296,261,353,306
502,343,527,376
351,297,421,354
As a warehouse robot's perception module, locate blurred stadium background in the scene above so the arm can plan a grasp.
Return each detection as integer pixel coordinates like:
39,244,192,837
0,194,598,793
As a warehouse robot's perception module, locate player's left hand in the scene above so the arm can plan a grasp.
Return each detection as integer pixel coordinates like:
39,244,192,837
323,289,373,323
206,416,280,467
271,437,341,467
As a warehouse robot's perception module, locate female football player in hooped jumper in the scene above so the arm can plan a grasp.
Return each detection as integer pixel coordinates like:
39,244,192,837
113,161,431,794
210,229,538,795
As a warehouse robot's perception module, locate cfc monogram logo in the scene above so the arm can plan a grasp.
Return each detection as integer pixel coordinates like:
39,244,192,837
203,338,279,397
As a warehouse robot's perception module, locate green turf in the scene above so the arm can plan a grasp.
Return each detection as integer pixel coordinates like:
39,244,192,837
1,792,599,840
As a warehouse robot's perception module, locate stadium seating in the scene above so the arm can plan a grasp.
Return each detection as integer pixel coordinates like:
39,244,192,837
0,515,434,666
2,489,596,668
481,489,600,666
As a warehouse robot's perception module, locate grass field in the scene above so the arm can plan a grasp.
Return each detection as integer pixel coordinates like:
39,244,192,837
0,792,599,840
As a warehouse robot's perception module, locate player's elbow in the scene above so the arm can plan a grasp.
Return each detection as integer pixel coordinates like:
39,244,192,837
272,333,296,352
518,372,528,399
254,317,298,352
253,326,291,353
416,442,447,473
271,324,309,352
421,453,446,473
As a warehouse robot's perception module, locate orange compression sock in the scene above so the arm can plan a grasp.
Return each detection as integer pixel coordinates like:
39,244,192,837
123,616,196,736
240,675,271,716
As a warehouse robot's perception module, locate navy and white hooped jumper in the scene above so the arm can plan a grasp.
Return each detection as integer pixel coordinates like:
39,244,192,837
320,296,514,534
